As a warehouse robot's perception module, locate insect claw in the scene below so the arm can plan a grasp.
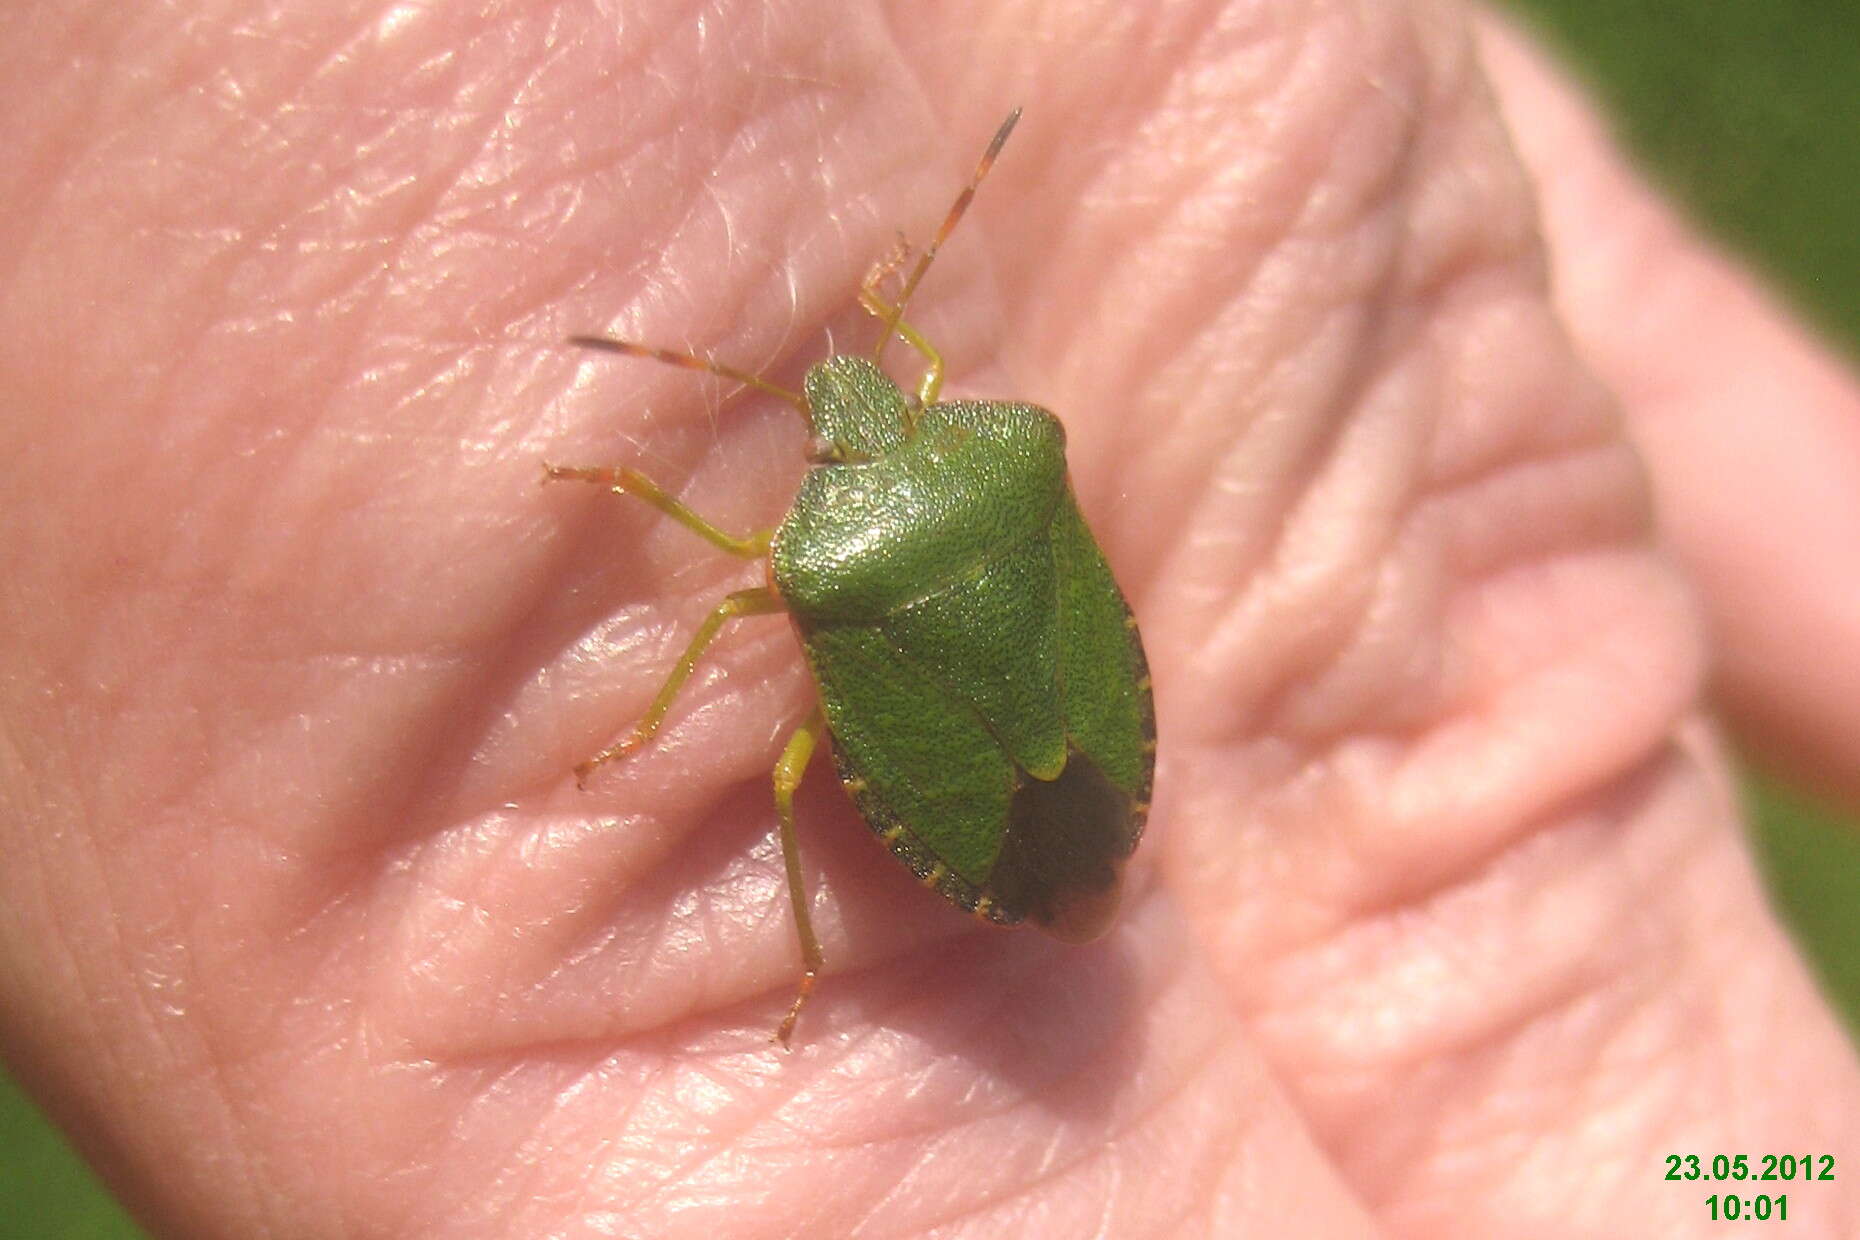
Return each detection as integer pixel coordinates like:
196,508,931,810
572,755,609,790
773,967,818,1050
572,733,645,789
862,234,915,301
542,463,627,491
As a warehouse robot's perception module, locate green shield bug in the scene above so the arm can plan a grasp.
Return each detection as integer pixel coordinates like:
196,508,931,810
546,110,1155,1046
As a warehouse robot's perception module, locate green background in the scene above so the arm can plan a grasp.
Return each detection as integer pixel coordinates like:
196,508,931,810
4,4,1858,1234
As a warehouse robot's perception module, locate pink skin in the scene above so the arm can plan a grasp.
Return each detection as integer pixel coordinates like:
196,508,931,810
1,3,1856,1237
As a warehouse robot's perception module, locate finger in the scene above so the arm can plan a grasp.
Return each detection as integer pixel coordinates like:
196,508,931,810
1480,10,1860,804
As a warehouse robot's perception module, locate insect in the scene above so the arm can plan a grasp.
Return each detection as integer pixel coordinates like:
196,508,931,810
546,110,1155,1046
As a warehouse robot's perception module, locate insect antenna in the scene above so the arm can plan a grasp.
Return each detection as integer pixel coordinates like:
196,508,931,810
568,335,811,423
872,108,1021,366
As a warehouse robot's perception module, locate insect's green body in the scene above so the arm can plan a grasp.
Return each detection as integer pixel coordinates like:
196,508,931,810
550,110,1155,1043
773,357,1153,941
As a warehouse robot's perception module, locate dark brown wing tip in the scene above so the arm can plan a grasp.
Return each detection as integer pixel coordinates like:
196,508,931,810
1029,859,1127,944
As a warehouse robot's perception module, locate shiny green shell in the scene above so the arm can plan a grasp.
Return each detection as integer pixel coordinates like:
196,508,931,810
770,356,1155,942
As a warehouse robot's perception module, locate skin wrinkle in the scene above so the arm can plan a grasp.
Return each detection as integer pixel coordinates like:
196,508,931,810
1228,136,1549,747
661,921,1160,1232
459,821,736,1044
1432,443,1649,580
1011,16,1312,450
806,954,1143,1154
1265,772,1662,1068
429,1067,573,1235
0,45,97,272
1310,488,1627,755
828,1072,1113,1235
1174,339,1411,742
1167,61,1423,624
1327,770,1762,1211
617,910,1182,1234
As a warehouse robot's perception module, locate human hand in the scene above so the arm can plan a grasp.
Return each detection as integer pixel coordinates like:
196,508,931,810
1,3,1855,1236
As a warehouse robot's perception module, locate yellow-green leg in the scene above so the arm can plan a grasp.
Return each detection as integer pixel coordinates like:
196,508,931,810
771,707,828,1048
569,586,783,786
858,279,944,407
543,462,782,783
547,459,827,1042
542,463,772,558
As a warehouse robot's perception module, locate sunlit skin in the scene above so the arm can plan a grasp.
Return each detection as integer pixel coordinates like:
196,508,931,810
2,4,1858,1238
